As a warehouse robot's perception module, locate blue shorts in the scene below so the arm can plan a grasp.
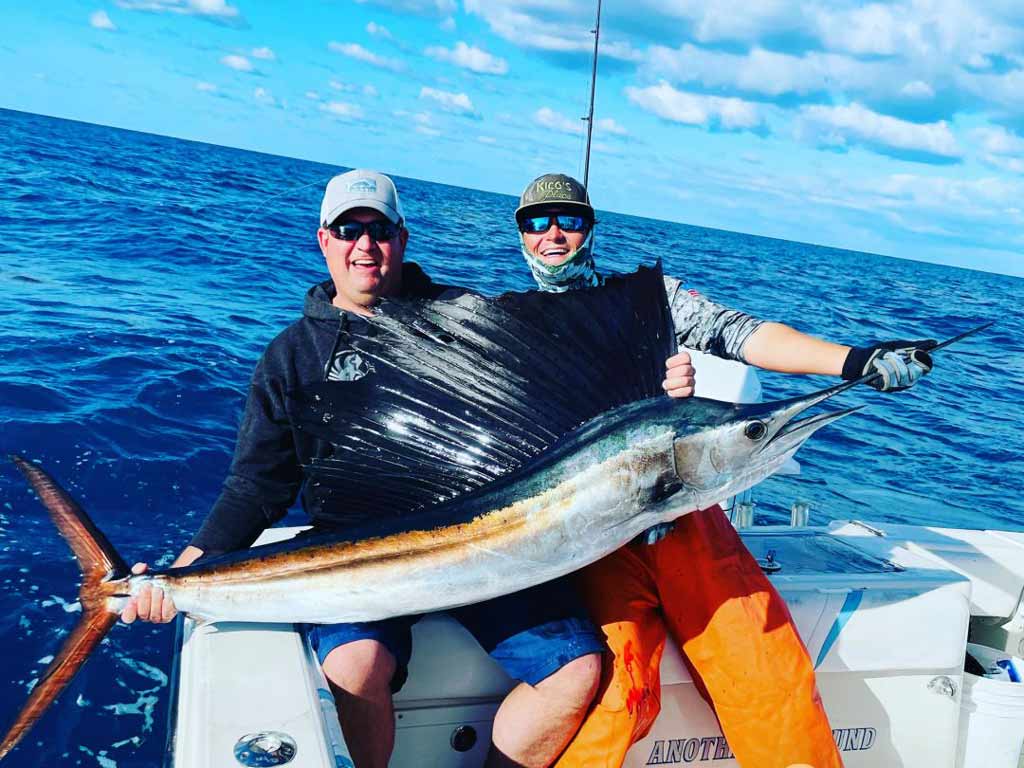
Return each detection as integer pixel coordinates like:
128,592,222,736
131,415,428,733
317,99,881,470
304,578,604,692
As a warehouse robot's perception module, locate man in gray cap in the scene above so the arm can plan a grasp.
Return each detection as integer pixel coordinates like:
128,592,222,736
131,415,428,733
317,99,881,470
515,172,934,768
315,169,409,317
121,169,604,768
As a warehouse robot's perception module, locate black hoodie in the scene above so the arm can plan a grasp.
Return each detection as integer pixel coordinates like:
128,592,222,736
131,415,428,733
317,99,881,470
189,262,460,555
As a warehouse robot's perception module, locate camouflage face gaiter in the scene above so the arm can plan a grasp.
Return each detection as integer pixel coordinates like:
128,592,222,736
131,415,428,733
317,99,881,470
520,228,601,293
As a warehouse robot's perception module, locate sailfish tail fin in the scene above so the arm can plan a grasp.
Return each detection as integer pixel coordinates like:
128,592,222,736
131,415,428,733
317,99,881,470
0,457,129,760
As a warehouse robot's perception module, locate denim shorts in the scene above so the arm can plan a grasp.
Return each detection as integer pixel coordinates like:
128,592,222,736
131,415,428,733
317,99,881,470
304,577,604,692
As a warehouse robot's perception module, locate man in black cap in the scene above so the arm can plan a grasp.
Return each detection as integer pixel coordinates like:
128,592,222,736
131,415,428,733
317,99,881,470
516,173,933,768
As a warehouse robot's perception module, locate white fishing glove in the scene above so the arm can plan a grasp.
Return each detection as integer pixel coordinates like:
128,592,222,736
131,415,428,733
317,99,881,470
842,340,935,392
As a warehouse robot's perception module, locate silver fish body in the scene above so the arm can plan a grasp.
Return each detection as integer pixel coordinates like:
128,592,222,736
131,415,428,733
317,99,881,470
122,387,857,624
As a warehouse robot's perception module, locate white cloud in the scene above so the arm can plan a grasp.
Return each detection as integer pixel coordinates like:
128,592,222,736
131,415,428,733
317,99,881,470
592,141,623,156
366,21,392,39
411,113,442,137
393,109,442,135
983,155,1024,174
974,126,1024,173
900,80,935,99
195,81,216,92
425,41,508,75
253,87,275,106
463,0,639,61
251,46,275,60
321,101,365,119
630,0,1019,67
810,3,916,57
596,117,628,136
625,82,762,130
644,43,878,100
220,54,253,72
967,53,992,70
115,0,240,20
328,80,378,97
535,107,583,135
420,86,476,115
649,0,801,45
465,0,1024,128
328,42,404,72
959,68,1024,117
975,126,1024,156
628,15,1024,134
870,173,1021,219
478,135,496,144
440,16,456,32
90,10,116,29
354,0,455,16
798,103,962,160
810,2,1021,65
463,0,1024,74
189,0,237,15
305,91,320,100
645,156,1024,263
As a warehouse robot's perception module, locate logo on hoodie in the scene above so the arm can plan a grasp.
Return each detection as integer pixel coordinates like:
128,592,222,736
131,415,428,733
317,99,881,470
326,350,374,382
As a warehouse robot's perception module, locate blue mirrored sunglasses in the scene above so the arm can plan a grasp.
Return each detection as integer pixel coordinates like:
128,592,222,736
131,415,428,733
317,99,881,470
519,214,591,234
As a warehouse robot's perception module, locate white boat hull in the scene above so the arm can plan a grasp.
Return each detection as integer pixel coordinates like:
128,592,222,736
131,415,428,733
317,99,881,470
165,521,1024,768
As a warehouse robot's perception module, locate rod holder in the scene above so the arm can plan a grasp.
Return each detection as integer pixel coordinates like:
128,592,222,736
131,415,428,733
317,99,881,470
790,500,810,527
732,501,755,529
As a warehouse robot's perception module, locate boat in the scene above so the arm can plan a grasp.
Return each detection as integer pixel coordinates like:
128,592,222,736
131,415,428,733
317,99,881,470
164,351,1024,767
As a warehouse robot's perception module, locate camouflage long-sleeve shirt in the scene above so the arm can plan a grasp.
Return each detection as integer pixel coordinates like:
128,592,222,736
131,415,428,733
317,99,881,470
663,275,765,362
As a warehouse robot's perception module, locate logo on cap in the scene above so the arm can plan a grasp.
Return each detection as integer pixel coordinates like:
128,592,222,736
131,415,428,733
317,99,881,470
348,179,377,194
535,180,575,197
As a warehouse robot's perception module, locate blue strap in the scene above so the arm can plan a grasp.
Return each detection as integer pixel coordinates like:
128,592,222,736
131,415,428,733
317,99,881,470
815,590,864,669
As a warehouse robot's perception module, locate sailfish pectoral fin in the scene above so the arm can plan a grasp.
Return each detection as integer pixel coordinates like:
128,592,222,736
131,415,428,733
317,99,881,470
1,457,130,761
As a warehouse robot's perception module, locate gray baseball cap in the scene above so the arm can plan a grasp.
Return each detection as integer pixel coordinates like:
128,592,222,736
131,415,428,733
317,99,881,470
320,169,405,227
515,173,594,223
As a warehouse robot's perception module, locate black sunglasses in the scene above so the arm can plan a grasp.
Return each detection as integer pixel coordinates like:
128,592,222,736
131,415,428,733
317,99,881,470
518,214,591,234
328,220,402,242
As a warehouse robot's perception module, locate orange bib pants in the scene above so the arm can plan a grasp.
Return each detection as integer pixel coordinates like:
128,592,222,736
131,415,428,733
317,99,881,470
555,505,843,768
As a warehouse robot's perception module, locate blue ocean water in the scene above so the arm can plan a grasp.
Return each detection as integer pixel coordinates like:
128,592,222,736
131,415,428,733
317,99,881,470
0,106,1022,766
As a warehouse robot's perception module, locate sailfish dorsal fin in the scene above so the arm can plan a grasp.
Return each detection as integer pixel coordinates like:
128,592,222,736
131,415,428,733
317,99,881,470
294,262,675,519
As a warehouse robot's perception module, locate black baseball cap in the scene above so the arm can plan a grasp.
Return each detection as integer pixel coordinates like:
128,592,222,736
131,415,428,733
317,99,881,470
515,174,594,223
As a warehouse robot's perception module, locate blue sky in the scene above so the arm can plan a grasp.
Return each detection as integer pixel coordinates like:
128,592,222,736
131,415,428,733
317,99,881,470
3,0,1024,277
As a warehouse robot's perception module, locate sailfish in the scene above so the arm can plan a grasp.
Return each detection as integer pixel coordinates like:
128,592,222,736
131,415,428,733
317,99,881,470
2,263,889,758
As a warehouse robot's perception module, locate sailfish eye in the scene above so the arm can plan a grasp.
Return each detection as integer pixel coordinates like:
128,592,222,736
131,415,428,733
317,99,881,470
744,420,768,441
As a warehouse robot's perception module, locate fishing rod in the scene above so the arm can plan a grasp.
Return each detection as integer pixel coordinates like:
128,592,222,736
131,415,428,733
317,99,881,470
925,320,995,354
846,321,994,392
582,0,602,190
